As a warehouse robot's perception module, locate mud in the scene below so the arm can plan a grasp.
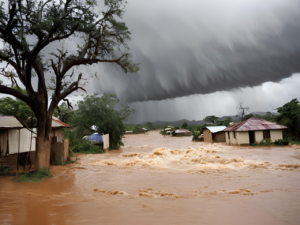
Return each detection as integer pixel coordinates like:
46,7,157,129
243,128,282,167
0,131,299,225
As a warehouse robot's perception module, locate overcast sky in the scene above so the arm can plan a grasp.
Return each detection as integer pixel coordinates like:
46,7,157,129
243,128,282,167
94,0,300,123
1,0,300,124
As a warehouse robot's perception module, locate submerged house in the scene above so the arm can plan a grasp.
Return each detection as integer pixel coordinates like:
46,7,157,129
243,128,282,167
174,128,192,136
202,126,227,143
223,117,287,145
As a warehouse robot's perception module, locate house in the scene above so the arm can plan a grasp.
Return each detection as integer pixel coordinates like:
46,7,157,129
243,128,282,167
51,116,71,141
174,128,192,136
49,117,71,164
0,116,36,169
223,117,287,145
202,126,227,143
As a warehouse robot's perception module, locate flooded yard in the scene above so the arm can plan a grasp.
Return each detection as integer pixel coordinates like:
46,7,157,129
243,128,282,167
1,131,300,225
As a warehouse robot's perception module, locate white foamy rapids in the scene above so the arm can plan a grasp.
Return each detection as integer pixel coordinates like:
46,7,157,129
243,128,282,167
85,145,300,171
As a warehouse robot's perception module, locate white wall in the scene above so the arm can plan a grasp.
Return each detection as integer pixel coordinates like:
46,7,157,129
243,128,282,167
255,131,264,143
271,130,283,142
228,131,238,145
237,132,250,145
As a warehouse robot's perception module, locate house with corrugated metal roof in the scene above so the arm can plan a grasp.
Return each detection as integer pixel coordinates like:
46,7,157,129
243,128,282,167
202,126,227,143
223,117,287,145
0,116,71,169
0,116,36,169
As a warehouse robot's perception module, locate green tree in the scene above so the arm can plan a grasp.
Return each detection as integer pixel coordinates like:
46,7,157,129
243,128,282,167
204,115,219,125
53,102,75,124
0,88,35,124
181,122,188,129
223,117,232,127
72,94,133,149
145,122,155,130
0,0,138,171
243,113,254,121
0,96,32,122
275,99,300,140
262,112,276,122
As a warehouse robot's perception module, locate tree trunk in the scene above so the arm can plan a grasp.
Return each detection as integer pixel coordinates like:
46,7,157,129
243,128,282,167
34,114,52,171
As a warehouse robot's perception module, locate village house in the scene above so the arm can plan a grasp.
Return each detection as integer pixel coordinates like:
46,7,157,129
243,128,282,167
174,128,192,136
0,116,36,169
0,116,71,169
51,116,71,141
202,126,227,143
223,117,287,145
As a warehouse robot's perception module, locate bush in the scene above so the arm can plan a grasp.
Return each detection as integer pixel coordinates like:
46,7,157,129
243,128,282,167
192,130,202,141
133,127,146,134
71,139,105,154
274,139,289,146
259,138,272,146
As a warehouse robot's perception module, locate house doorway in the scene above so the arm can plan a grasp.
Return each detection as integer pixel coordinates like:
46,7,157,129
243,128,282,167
249,131,255,144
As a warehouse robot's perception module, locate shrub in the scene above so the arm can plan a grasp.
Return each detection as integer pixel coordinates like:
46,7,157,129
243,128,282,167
274,139,289,146
71,139,105,154
259,138,272,146
133,127,146,134
192,130,202,141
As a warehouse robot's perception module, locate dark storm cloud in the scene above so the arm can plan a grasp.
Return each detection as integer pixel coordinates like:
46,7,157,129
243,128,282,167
92,0,300,102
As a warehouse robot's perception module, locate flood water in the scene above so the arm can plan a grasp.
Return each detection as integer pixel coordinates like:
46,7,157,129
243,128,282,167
1,131,300,225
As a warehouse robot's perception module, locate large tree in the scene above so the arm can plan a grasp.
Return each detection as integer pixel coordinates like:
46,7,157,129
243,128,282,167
0,0,138,171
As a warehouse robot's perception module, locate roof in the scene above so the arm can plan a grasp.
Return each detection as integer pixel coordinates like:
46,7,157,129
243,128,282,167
223,117,287,131
175,128,191,134
52,117,71,128
205,126,227,133
142,128,148,130
0,116,23,128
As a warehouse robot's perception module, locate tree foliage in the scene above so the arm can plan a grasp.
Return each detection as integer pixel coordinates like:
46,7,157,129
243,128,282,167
71,94,133,149
222,117,232,127
181,122,188,129
203,115,219,125
53,102,75,124
0,88,33,123
275,99,300,140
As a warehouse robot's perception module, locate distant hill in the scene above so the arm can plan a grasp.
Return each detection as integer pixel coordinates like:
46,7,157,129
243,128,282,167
126,111,278,126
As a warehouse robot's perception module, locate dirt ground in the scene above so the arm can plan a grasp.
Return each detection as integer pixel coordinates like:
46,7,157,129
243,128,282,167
0,131,300,225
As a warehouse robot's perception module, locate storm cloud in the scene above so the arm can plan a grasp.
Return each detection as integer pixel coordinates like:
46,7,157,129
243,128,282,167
92,0,300,102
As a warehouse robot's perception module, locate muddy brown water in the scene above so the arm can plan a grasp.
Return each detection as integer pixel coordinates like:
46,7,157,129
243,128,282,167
1,131,300,225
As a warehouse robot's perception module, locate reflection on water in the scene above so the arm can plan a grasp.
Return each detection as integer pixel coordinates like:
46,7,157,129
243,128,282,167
1,131,300,225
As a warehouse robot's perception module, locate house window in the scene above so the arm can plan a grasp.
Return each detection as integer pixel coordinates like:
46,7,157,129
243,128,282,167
263,130,270,139
233,132,236,139
57,136,62,143
228,132,230,139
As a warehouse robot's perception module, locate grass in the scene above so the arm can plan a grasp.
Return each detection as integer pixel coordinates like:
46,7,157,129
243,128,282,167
15,170,52,182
